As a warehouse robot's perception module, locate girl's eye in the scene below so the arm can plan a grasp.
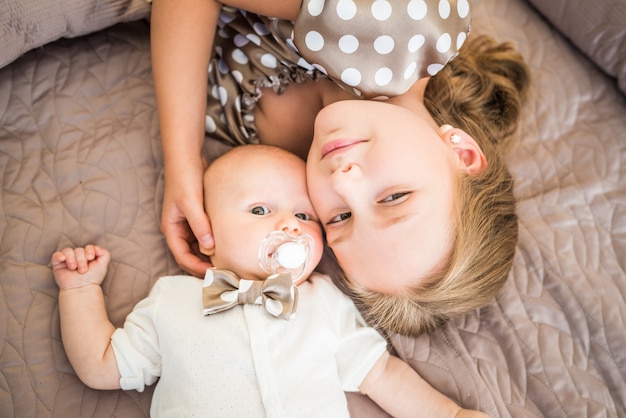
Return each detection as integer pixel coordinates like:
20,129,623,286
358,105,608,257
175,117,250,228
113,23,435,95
328,212,351,224
250,205,270,215
295,212,310,221
380,192,408,203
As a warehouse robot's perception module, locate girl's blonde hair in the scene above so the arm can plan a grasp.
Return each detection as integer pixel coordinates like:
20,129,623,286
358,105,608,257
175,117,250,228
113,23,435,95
328,35,530,337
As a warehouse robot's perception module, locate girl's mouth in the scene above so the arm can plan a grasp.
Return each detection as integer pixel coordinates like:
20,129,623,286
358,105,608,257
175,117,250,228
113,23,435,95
321,139,366,158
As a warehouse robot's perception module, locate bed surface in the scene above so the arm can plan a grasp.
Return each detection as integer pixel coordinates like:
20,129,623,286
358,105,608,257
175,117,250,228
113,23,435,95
1,0,625,416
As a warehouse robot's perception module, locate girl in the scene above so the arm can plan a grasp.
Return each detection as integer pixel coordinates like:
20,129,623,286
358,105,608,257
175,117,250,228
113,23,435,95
150,0,530,335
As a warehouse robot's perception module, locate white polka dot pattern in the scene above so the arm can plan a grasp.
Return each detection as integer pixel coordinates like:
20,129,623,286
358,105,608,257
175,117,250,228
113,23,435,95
202,6,468,148
293,0,470,97
202,268,298,320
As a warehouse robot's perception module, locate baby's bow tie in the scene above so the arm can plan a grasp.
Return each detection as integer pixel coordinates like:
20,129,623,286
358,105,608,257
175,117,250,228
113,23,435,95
202,268,298,320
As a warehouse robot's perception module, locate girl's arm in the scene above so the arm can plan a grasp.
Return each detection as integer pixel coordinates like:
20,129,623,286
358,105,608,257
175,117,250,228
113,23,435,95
150,0,221,276
52,246,121,389
150,0,301,276
221,0,300,20
360,352,490,418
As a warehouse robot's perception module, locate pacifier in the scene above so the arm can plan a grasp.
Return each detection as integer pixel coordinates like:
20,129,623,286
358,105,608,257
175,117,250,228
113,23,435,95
258,231,315,283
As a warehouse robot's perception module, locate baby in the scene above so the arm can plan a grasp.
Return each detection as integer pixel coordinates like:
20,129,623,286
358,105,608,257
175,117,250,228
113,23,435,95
52,144,488,417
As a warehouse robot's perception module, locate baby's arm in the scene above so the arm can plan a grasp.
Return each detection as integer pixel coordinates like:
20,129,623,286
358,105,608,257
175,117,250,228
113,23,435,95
51,245,121,390
360,352,489,418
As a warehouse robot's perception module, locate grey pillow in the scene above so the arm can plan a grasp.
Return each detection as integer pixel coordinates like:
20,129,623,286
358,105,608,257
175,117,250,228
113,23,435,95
0,0,151,69
526,0,626,94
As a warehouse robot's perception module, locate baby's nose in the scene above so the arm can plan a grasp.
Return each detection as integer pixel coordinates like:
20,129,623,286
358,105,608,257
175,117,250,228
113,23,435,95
279,217,301,236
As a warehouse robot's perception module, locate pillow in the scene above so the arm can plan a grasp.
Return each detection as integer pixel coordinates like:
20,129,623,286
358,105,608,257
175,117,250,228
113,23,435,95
525,0,626,95
0,0,151,69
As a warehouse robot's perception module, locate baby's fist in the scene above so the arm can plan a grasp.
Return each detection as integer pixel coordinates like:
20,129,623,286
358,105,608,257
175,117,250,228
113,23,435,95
51,245,110,290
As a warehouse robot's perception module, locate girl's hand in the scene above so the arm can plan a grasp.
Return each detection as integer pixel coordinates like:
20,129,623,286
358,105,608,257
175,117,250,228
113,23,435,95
161,163,213,277
151,0,219,277
51,245,110,290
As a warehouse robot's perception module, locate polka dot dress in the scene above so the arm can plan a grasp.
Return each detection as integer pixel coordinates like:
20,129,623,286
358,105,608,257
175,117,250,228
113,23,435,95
293,0,471,97
204,10,322,147
203,2,470,147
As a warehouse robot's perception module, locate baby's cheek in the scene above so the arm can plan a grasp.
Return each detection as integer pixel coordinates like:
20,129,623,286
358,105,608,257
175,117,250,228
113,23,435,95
313,238,325,267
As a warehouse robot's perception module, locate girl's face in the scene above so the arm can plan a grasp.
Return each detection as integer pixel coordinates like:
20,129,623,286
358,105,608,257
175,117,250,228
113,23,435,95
306,98,464,294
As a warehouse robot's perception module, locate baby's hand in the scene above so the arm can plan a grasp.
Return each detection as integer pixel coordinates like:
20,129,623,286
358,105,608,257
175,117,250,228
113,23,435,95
51,245,110,290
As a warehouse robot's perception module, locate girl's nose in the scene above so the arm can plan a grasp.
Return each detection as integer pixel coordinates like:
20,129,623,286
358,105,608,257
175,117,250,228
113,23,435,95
338,162,362,177
331,162,362,195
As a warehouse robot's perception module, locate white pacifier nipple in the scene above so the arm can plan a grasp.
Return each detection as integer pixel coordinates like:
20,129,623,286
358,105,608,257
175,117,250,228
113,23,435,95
276,242,307,270
258,231,315,283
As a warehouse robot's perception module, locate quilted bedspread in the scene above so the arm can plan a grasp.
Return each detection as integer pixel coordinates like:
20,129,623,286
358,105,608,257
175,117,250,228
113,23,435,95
1,0,625,417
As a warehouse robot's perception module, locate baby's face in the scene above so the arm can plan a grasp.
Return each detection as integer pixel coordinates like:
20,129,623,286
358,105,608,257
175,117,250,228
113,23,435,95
204,147,323,283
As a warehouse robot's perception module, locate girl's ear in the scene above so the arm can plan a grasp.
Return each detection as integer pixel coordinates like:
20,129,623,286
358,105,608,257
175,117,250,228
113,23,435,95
439,125,487,174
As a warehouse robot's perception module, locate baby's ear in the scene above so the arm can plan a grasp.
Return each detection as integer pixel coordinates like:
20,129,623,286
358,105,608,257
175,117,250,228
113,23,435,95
439,125,487,174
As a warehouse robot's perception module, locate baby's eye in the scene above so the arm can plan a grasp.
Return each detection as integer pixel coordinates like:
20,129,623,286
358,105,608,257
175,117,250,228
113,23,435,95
380,192,408,203
250,205,270,215
328,212,351,224
295,212,311,221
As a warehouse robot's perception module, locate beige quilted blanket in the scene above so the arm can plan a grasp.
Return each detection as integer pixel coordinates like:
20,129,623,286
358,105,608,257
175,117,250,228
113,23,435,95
1,0,625,416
